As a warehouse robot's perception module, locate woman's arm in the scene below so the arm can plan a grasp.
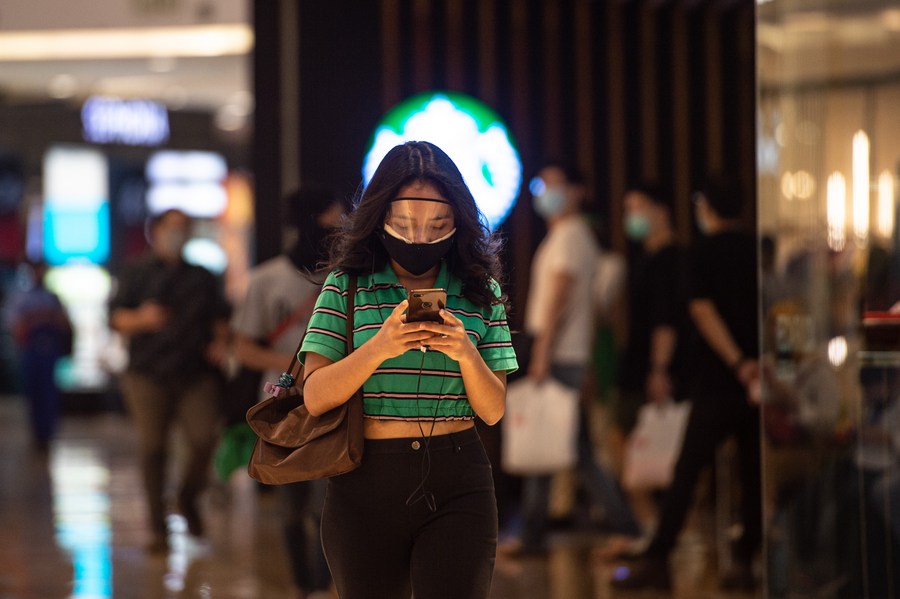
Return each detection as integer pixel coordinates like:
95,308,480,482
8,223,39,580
458,357,507,425
419,309,507,425
302,300,436,416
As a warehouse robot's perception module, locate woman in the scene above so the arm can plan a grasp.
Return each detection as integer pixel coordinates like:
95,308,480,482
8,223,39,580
300,141,518,599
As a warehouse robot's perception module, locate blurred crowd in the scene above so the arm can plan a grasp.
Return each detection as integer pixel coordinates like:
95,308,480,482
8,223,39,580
3,155,898,599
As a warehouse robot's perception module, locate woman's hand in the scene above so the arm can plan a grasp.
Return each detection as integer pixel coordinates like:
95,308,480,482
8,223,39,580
414,309,478,364
368,300,437,360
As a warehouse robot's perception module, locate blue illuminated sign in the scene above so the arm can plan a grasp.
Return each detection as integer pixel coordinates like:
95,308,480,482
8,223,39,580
81,96,170,146
42,146,110,265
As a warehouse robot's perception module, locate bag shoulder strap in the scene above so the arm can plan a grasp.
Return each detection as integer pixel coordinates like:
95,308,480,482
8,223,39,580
345,274,357,354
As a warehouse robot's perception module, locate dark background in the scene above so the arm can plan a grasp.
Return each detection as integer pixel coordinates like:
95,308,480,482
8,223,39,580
253,0,757,328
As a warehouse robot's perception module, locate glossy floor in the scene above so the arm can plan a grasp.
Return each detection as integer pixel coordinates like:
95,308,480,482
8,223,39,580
0,397,758,599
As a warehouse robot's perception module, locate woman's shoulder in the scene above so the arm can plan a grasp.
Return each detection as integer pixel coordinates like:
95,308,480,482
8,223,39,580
321,269,351,286
449,276,506,317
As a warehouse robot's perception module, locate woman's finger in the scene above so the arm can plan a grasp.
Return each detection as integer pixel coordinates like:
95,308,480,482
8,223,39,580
387,300,409,322
413,322,455,336
439,309,462,326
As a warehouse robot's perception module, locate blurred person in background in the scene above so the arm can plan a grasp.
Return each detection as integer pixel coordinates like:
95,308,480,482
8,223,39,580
509,161,642,556
616,184,692,430
5,259,72,453
612,176,761,592
230,186,347,599
605,184,693,551
109,208,231,554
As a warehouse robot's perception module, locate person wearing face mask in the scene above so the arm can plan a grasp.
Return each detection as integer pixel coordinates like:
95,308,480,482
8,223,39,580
229,186,347,599
505,162,642,557
613,176,761,592
613,185,693,467
109,208,231,555
299,141,517,599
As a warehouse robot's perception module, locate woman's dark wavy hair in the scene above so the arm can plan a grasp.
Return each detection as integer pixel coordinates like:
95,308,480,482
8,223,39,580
327,141,506,310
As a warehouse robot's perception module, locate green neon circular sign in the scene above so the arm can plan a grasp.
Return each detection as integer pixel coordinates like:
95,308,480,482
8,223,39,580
363,91,521,231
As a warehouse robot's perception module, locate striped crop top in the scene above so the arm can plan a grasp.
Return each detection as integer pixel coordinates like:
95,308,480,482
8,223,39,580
299,262,518,421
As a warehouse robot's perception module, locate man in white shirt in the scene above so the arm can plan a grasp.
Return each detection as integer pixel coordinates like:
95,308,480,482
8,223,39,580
513,162,641,555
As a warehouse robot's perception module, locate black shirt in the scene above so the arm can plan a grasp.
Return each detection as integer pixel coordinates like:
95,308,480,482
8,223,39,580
688,230,758,401
109,254,230,379
618,243,693,397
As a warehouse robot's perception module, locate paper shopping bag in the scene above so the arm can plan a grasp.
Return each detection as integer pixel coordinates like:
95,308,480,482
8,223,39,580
501,377,580,475
622,400,691,490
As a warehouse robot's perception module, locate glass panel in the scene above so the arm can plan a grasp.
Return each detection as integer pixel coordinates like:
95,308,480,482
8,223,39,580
758,1,900,596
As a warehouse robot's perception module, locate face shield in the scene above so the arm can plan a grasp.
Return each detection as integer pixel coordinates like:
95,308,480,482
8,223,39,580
379,197,457,276
384,198,456,244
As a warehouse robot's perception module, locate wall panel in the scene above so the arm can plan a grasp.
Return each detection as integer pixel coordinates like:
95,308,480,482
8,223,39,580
255,0,756,311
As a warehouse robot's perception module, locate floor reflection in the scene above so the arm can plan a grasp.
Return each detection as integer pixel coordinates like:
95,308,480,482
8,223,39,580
50,445,113,598
0,396,758,599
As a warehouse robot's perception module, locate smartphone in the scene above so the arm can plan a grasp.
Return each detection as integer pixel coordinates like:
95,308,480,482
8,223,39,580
406,288,447,323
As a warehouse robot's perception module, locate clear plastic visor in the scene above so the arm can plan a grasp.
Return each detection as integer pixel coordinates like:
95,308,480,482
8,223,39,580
384,198,456,243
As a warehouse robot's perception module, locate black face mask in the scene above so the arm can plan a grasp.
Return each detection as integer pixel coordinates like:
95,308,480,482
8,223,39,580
378,226,455,276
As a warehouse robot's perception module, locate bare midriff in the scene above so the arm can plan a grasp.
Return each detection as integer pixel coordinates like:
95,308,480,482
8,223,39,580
363,418,475,439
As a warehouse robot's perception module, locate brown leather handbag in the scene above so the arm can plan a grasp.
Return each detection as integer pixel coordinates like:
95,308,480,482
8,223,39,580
246,275,364,484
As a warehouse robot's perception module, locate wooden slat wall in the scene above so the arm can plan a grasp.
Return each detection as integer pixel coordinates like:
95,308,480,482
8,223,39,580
275,0,756,318
372,0,755,201
672,5,692,245
607,0,627,252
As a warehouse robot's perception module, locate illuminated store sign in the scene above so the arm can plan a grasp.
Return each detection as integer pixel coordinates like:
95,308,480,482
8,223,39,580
81,96,170,146
145,150,228,218
363,91,521,231
43,146,110,265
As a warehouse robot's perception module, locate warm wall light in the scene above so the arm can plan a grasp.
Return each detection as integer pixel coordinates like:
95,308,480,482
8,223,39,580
877,169,896,240
827,171,847,251
0,25,253,61
852,130,870,245
795,170,815,199
827,336,848,368
781,172,795,199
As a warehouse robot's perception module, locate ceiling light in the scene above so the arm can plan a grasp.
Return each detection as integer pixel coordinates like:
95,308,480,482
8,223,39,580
0,24,252,61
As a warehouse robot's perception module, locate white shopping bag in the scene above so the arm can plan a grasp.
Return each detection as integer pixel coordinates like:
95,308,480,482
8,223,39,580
622,400,691,491
501,377,580,475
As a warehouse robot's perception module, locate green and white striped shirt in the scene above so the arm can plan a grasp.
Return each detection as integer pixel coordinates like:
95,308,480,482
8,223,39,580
299,262,518,421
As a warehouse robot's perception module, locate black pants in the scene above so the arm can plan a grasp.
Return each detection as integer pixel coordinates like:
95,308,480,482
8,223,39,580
321,426,498,599
646,395,762,562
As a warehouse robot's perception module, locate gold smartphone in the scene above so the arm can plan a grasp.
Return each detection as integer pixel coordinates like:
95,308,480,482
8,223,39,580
406,288,447,322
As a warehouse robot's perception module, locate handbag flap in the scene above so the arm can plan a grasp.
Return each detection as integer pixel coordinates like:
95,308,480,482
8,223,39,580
247,390,358,448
